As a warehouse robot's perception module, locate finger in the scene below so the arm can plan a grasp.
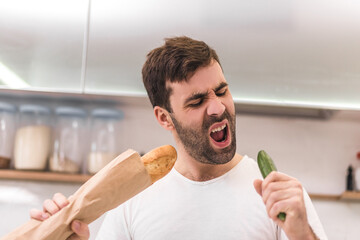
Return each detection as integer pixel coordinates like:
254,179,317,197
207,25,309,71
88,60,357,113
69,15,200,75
71,220,90,240
267,197,290,222
253,179,263,196
43,199,60,216
267,195,301,220
262,172,296,188
262,180,302,204
265,189,297,216
29,208,50,221
268,192,305,223
53,192,70,209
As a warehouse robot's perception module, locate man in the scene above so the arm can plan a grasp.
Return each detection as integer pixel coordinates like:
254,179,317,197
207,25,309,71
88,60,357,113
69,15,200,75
31,36,327,239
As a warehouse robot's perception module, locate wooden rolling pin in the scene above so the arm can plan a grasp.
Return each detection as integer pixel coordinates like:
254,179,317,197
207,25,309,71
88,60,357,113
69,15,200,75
1,145,177,240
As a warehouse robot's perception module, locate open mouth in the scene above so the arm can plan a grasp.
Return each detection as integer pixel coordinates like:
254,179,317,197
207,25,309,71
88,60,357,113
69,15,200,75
209,120,231,149
210,123,228,142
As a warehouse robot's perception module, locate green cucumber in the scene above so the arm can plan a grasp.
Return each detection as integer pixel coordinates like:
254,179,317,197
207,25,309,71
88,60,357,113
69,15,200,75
257,150,286,221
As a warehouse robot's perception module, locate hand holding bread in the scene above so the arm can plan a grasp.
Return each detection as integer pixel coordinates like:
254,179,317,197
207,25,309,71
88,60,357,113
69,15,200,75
2,145,177,240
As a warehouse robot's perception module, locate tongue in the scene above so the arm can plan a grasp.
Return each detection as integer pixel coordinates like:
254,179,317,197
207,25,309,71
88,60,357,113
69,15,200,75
210,129,225,142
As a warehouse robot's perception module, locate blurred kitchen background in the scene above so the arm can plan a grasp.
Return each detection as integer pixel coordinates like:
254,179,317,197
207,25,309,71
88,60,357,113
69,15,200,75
1,0,360,239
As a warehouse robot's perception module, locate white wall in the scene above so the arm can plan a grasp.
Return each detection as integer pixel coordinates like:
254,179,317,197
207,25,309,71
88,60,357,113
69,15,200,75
1,103,360,239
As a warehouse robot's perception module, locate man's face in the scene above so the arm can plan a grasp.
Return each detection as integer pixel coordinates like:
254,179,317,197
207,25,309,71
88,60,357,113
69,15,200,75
167,61,236,165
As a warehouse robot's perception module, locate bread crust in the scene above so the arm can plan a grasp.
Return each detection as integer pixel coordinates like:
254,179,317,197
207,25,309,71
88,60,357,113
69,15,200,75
141,145,177,183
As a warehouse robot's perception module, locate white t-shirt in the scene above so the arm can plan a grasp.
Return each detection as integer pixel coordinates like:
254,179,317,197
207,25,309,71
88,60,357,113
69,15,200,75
96,155,327,240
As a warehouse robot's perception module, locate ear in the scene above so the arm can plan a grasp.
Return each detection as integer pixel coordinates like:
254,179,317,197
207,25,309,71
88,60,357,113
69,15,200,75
154,106,174,131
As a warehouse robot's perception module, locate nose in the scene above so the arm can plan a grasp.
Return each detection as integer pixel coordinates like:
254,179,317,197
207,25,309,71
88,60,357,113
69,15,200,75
206,94,225,116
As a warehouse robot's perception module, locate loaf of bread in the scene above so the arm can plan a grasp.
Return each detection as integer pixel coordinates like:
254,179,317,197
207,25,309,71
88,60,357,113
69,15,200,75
142,145,177,183
1,145,177,240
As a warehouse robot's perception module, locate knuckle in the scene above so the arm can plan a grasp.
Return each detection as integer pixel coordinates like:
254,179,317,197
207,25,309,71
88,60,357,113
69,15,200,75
265,171,276,181
267,182,276,192
293,180,302,189
43,199,51,207
271,201,282,216
53,192,62,199
54,193,69,208
293,196,303,206
292,185,303,197
43,199,59,214
265,195,276,212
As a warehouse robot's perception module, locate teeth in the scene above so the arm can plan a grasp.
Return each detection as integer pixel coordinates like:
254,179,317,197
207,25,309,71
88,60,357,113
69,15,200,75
211,124,226,133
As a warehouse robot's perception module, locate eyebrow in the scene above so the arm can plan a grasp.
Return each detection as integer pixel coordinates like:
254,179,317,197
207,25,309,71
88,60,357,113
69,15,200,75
214,82,228,92
183,82,229,106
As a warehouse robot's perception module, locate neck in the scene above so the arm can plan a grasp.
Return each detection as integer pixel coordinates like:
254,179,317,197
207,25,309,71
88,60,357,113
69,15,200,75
174,146,242,181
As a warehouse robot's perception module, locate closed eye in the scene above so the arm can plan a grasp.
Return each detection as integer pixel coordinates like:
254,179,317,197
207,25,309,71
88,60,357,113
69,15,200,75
214,82,228,97
187,98,205,108
184,92,208,109
216,88,227,97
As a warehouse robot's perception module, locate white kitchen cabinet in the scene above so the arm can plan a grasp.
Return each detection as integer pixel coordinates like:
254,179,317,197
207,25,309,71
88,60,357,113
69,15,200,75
84,0,360,111
0,0,88,91
83,0,193,96
0,0,359,111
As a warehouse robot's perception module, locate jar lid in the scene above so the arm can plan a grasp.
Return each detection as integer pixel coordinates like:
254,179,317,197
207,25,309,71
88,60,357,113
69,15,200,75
19,104,51,114
0,102,16,112
55,106,87,117
91,108,124,120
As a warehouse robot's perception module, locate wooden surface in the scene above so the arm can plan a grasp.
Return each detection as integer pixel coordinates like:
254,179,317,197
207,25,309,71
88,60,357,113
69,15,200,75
309,193,341,201
0,169,92,183
340,191,360,201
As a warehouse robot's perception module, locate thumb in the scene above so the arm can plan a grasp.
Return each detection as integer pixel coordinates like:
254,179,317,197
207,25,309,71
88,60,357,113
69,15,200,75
71,220,90,239
253,179,263,196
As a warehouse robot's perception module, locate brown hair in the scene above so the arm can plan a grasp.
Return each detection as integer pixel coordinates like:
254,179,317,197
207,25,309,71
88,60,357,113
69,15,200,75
142,36,221,112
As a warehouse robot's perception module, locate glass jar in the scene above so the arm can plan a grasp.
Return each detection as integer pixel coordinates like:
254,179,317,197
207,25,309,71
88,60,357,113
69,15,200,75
49,106,87,173
87,108,124,174
0,102,16,169
13,104,52,170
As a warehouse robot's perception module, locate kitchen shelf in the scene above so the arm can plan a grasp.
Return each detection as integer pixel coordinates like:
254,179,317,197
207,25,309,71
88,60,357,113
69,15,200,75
339,191,360,201
308,191,360,201
0,170,359,202
0,169,92,183
308,193,341,201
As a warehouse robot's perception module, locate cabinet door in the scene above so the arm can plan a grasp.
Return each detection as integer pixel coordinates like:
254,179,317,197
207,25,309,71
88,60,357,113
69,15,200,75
85,0,360,110
0,0,88,91
84,0,293,97
84,0,216,96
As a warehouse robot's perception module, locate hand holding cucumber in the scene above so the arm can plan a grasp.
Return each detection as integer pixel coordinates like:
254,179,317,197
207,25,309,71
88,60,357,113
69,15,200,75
254,151,319,239
257,150,286,221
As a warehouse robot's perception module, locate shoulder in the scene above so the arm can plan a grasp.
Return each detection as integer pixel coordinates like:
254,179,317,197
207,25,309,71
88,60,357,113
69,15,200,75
123,168,177,207
96,171,176,239
232,154,263,179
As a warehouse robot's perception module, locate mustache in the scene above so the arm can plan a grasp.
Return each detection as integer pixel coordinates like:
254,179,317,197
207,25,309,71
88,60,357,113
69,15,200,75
202,110,232,129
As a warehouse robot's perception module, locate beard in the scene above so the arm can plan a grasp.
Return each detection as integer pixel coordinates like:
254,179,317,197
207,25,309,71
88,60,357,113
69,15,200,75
170,110,236,165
